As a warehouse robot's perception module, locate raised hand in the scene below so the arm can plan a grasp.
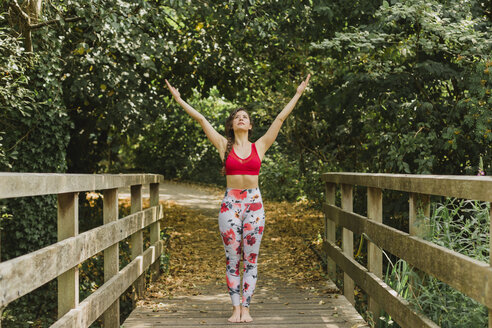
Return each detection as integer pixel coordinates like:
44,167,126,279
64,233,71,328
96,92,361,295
165,79,181,102
296,73,311,95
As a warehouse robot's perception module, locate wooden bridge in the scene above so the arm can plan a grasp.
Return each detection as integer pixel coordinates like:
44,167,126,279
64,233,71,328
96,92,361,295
0,173,490,327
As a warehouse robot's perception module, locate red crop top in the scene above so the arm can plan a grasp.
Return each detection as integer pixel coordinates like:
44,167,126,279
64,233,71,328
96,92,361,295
225,143,261,175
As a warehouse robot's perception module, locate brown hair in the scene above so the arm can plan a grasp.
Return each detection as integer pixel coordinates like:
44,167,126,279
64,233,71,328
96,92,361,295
221,107,253,175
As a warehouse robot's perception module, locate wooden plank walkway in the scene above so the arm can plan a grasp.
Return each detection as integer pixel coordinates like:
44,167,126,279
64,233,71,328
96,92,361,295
122,275,368,328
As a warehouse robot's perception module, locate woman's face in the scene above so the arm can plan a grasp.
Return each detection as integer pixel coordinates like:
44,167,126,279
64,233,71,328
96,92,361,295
232,110,252,132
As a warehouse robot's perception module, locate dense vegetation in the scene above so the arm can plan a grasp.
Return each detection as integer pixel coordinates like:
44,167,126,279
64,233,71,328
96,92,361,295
0,0,490,327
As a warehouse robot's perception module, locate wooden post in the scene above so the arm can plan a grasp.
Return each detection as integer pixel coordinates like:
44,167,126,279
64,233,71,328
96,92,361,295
341,184,355,305
102,189,119,328
408,192,431,301
57,192,79,318
409,193,430,237
367,187,383,324
325,182,336,280
149,183,161,281
131,185,144,301
489,205,491,328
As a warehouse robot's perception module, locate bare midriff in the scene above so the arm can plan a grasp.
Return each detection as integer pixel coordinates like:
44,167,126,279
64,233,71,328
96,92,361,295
226,174,259,189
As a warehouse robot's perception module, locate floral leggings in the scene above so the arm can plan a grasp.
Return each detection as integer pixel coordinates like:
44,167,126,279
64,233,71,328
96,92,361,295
218,188,265,308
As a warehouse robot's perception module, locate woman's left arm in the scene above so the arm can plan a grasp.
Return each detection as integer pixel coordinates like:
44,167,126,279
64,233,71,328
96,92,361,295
256,74,311,157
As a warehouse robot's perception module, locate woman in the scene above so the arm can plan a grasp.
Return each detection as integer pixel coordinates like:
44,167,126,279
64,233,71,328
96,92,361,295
165,74,311,323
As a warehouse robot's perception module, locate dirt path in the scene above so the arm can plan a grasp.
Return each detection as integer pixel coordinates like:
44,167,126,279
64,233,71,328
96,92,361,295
119,181,224,216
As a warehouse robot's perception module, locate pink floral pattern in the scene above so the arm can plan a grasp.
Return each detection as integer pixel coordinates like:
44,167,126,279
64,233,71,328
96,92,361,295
218,188,265,308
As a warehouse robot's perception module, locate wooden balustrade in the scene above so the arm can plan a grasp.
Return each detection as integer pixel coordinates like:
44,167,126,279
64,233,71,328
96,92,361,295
0,173,164,328
321,173,492,328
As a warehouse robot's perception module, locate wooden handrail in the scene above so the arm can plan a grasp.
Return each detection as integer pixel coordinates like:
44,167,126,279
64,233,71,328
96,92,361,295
0,173,165,328
322,173,492,202
322,172,491,328
0,173,163,199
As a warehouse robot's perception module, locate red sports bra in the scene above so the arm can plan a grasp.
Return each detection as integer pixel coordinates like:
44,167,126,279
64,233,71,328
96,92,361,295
225,143,261,175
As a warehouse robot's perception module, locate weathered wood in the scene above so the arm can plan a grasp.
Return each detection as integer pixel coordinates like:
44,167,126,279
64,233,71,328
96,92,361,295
367,187,382,321
0,205,161,307
322,240,439,328
490,205,492,328
131,185,144,300
324,182,336,280
322,203,492,309
102,189,119,328
149,183,161,282
341,184,354,306
408,193,431,303
51,240,165,328
57,192,79,319
0,173,163,199
123,275,369,328
321,173,492,202
409,193,430,237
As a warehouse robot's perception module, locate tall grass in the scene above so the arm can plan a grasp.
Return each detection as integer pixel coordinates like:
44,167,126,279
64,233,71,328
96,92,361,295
380,198,490,328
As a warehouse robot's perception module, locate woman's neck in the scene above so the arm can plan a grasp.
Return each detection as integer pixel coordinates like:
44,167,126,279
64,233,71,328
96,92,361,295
234,131,249,146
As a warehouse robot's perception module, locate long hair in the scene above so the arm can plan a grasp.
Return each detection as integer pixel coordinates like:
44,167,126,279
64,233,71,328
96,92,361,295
221,107,253,175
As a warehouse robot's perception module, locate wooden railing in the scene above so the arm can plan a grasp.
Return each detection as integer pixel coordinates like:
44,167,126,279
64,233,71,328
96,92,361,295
0,173,165,327
321,173,492,328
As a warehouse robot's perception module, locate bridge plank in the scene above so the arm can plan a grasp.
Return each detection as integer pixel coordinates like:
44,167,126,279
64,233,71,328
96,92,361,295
0,173,164,199
0,205,162,307
321,173,492,202
122,276,369,328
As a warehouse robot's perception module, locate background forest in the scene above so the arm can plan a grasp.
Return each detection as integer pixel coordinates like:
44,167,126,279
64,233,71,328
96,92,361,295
0,0,491,326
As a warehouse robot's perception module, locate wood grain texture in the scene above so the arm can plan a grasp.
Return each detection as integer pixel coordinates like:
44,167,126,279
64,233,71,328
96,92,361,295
324,182,337,281
341,184,354,306
321,173,492,202
123,276,368,328
103,188,120,328
57,192,79,319
0,173,163,199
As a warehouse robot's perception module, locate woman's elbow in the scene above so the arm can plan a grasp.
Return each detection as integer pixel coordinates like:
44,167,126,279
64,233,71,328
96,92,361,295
275,116,285,124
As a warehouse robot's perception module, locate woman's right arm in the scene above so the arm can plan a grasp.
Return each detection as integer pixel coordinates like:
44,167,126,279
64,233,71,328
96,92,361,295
165,79,227,154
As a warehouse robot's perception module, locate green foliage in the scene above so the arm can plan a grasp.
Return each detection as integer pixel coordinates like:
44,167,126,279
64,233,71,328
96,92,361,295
310,0,491,175
131,86,235,184
46,0,173,172
1,5,70,326
427,198,490,261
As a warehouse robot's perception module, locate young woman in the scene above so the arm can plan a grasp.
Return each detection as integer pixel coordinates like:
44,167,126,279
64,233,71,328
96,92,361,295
165,74,311,323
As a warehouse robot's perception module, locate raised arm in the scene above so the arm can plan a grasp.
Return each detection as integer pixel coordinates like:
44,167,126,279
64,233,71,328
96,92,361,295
165,79,227,154
256,74,311,157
